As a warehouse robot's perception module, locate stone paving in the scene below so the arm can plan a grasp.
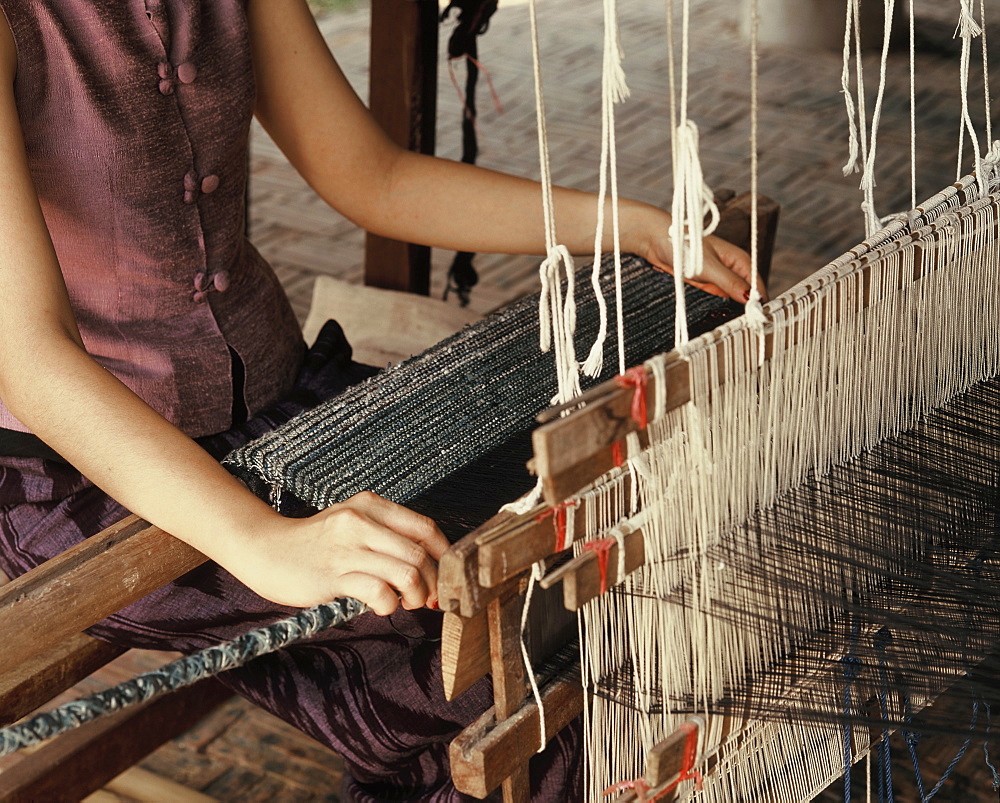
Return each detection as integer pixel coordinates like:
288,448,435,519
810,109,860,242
93,1,999,799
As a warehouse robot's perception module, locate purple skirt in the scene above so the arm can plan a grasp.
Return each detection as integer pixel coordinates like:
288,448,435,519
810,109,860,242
0,322,581,801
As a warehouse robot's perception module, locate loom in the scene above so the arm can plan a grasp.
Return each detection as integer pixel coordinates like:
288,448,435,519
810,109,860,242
4,2,1000,801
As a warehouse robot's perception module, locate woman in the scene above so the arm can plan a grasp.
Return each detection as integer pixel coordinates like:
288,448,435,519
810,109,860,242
0,1,755,798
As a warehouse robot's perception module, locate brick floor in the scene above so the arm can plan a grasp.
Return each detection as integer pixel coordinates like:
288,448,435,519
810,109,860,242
93,1,1000,799
253,0,997,321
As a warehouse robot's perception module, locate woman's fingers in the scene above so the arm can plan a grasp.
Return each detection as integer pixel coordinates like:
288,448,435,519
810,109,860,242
343,491,450,561
334,572,403,616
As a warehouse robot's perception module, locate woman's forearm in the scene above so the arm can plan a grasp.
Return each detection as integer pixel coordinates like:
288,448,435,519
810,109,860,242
359,150,667,260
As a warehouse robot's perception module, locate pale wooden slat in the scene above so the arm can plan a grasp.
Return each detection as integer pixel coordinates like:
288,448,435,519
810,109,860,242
92,766,217,803
0,677,231,802
0,515,205,670
0,632,125,727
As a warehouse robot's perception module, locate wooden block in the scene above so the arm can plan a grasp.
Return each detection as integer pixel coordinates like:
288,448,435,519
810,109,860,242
441,610,491,702
476,502,588,589
614,719,702,803
488,594,526,720
0,516,205,670
539,527,645,611
449,678,583,799
438,511,523,618
0,677,231,802
0,632,125,727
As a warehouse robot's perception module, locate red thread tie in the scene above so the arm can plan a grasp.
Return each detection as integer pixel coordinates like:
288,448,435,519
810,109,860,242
603,721,703,800
611,440,625,468
614,366,649,430
582,538,616,595
535,500,577,552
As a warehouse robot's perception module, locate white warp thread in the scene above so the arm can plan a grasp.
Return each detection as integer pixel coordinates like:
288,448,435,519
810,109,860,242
528,0,581,405
859,0,897,237
583,0,631,378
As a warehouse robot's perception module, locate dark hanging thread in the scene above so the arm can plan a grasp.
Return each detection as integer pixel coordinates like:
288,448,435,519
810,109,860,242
441,0,499,306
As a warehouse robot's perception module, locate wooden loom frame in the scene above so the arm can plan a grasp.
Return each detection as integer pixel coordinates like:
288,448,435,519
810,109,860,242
438,192,781,801
440,178,1000,801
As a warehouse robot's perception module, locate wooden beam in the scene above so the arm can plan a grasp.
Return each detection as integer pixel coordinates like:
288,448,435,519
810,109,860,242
449,678,583,799
365,0,439,294
0,677,231,802
487,592,530,802
0,633,124,728
0,515,205,669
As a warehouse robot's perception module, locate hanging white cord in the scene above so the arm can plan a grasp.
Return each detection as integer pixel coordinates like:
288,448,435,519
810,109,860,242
528,0,582,405
859,0,897,237
745,0,766,330
909,0,917,210
981,0,994,149
669,0,720,347
519,562,548,754
582,0,632,378
956,0,987,197
841,0,862,176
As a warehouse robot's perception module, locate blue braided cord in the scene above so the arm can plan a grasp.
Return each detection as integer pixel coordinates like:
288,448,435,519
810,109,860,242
841,655,863,802
984,702,1000,792
874,628,894,803
0,597,367,758
922,695,979,801
902,696,926,801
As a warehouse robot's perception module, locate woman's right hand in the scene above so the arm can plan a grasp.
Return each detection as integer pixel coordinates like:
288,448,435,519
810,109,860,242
231,491,449,615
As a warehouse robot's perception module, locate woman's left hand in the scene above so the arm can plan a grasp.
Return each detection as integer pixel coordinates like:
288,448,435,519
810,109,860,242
628,205,768,304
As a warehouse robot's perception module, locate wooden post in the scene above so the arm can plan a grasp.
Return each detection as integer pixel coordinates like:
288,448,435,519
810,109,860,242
365,0,439,294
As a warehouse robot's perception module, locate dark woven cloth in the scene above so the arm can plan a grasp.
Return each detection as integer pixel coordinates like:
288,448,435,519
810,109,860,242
226,254,741,510
0,321,580,801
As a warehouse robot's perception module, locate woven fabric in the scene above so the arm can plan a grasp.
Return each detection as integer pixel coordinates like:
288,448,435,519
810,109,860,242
226,254,739,509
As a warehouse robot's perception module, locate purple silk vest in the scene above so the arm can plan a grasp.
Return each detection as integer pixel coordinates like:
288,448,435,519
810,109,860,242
0,0,304,436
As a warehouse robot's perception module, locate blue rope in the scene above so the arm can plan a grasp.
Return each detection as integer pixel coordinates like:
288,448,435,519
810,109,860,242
0,597,367,758
984,702,1000,792
873,627,894,803
842,616,863,802
901,689,927,801
921,692,979,801
841,655,863,802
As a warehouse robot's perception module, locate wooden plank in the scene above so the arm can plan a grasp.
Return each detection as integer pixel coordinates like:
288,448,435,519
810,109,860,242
0,515,205,670
449,678,583,799
96,766,216,803
539,527,645,611
0,677,231,802
0,633,125,727
441,610,491,702
364,0,438,294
